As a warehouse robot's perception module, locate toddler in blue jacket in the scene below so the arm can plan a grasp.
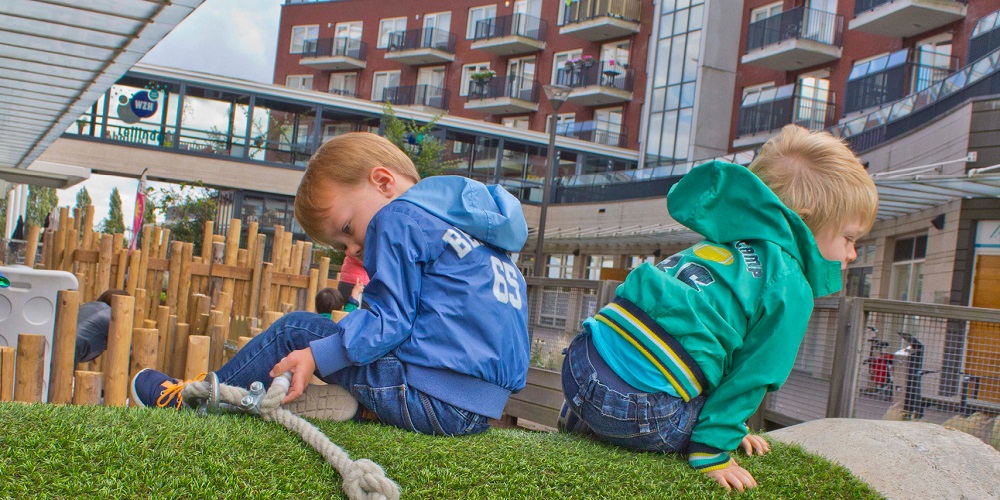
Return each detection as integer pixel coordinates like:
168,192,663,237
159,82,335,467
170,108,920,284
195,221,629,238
132,132,531,435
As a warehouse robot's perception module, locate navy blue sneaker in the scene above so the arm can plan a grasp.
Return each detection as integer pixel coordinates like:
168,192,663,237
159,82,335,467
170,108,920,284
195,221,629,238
557,401,592,435
130,368,205,409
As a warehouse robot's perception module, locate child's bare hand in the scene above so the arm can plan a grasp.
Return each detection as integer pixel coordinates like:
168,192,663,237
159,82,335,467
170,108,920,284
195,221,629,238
269,347,317,404
351,279,364,301
704,460,758,492
740,434,770,456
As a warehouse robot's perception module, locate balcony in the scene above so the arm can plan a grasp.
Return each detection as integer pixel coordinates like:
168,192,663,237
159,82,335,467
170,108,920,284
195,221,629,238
969,12,1000,63
326,88,359,99
734,83,835,147
558,120,627,148
742,7,843,71
559,0,641,42
381,85,450,111
844,49,957,114
300,37,367,71
464,75,540,115
384,28,456,65
556,61,634,106
470,14,547,56
850,0,967,39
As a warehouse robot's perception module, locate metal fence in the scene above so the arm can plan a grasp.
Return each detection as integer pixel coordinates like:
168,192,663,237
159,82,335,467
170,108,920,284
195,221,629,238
523,277,618,371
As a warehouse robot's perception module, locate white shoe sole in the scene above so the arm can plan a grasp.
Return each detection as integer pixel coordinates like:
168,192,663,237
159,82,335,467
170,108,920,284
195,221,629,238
282,383,359,421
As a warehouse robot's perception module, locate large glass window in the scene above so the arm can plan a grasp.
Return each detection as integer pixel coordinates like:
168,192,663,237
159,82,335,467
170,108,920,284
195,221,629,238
290,25,319,54
371,71,401,100
378,17,407,48
467,5,497,39
644,0,704,167
247,97,317,166
328,73,358,96
913,34,953,92
285,75,314,90
176,86,253,158
586,255,616,280
546,254,575,279
890,235,927,302
460,63,491,96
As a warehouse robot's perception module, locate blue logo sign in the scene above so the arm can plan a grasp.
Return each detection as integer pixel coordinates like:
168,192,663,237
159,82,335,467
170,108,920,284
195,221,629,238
130,90,158,118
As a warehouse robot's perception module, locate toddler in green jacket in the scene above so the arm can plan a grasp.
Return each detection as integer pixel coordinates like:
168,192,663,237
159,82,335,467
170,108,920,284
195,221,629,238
559,124,878,491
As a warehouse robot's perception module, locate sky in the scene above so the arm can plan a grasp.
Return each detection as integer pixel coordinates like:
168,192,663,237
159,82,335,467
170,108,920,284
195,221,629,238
55,0,283,230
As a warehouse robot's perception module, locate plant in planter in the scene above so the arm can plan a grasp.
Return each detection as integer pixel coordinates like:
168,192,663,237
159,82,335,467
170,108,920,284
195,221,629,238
470,69,497,83
566,55,596,69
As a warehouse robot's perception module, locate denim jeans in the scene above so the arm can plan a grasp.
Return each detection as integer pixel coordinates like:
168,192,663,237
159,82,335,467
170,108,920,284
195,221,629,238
561,331,705,453
215,311,491,436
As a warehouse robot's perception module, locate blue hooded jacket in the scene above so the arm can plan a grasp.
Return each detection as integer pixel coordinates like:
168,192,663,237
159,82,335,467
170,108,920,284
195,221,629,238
309,176,530,419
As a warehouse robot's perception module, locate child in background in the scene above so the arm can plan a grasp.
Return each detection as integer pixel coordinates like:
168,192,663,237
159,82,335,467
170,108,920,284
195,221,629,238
133,132,530,435
314,287,347,319
559,125,878,491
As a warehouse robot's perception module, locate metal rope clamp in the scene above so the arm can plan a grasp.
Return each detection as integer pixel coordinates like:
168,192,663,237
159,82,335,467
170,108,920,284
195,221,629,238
196,372,292,417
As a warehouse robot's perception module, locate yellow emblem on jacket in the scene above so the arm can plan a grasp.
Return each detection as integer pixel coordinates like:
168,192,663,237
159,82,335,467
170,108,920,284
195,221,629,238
692,243,734,265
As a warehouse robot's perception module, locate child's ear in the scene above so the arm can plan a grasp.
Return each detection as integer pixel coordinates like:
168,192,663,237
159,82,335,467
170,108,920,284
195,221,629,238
369,166,395,197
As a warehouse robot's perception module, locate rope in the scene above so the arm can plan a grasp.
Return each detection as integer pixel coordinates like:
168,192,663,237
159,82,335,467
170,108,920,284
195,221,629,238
183,379,400,500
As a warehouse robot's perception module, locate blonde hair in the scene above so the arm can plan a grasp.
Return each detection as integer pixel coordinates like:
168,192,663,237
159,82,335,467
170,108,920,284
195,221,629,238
749,125,878,235
295,132,420,242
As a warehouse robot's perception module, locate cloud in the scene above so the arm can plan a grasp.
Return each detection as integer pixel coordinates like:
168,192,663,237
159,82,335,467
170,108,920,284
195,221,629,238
140,0,282,83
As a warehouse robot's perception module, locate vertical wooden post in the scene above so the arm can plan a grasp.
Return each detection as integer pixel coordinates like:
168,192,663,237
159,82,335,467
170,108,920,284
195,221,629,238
126,249,142,296
170,323,190,378
14,334,46,403
115,247,128,289
166,241,183,311
176,243,194,324
97,234,113,295
222,218,241,300
132,288,147,329
103,295,135,407
235,248,249,317
318,256,331,290
48,290,81,404
208,310,225,372
62,229,78,272
24,225,40,267
137,225,151,302
185,336,211,379
129,328,159,403
155,305,171,372
305,268,319,313
237,336,253,350
201,220,214,262
262,311,283,330
72,371,104,406
82,206,95,249
41,230,52,270
258,262,273,319
0,346,15,401
249,234,266,320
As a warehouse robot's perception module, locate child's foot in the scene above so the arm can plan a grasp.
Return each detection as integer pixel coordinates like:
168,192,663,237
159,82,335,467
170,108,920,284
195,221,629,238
282,383,359,421
557,401,592,435
130,369,206,409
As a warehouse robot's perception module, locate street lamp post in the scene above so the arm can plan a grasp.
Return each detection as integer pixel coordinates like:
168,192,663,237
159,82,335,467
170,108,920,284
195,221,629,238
533,84,571,278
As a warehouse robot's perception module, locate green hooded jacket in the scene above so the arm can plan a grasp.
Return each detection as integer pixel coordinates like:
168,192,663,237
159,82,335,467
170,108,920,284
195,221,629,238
589,161,842,471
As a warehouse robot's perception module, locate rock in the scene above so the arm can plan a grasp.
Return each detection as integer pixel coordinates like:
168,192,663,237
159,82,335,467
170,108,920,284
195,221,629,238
941,412,995,443
769,418,1000,500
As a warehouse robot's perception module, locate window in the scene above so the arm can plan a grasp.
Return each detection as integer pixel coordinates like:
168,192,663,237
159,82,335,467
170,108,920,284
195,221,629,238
424,11,452,48
750,2,782,23
378,17,407,48
335,21,363,40
371,71,400,100
467,5,497,39
538,290,570,327
285,75,313,90
549,113,575,135
546,254,574,279
913,34,953,92
741,81,776,98
629,255,655,269
552,50,582,84
290,25,319,54
328,73,357,96
890,235,927,302
501,116,530,129
846,241,876,297
586,255,616,280
594,107,624,146
460,63,491,96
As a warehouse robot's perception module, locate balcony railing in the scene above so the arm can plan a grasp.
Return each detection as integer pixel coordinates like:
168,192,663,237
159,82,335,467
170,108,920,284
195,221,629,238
387,28,457,53
737,83,835,137
560,0,641,25
557,120,627,148
473,13,547,41
467,75,540,102
326,87,358,99
555,61,634,92
854,0,967,16
301,37,367,60
844,50,958,114
745,7,844,53
969,13,1000,63
381,84,450,110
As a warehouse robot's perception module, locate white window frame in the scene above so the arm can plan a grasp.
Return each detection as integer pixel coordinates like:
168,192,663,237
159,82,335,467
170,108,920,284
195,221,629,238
547,112,576,134
460,62,491,96
467,5,498,39
552,49,582,84
586,254,616,280
285,74,314,90
890,235,927,302
742,81,776,98
378,17,407,49
328,73,357,96
750,2,782,23
371,70,401,100
501,116,531,130
290,25,319,54
335,21,363,40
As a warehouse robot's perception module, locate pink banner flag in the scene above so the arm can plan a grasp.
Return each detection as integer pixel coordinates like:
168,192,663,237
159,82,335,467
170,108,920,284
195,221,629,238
130,169,148,250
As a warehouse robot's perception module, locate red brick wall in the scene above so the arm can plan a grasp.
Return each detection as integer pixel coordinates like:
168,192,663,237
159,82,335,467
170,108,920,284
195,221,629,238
274,0,654,151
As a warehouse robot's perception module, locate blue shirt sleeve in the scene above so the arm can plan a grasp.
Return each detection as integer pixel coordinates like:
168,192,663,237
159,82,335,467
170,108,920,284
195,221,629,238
309,206,428,376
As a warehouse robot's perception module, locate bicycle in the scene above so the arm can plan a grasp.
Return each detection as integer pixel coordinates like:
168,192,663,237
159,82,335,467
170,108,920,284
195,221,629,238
860,326,896,400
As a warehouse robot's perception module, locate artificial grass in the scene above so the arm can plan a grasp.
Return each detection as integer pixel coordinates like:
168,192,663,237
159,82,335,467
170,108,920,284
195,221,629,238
0,402,883,499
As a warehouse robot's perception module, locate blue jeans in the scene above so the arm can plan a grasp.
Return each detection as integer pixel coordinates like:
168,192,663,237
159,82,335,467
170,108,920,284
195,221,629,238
561,331,705,453
215,312,491,436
